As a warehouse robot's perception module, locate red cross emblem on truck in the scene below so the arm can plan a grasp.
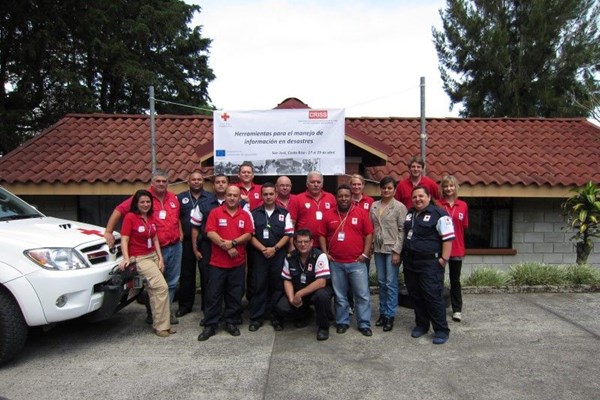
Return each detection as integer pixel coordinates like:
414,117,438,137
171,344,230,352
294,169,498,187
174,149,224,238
77,228,104,237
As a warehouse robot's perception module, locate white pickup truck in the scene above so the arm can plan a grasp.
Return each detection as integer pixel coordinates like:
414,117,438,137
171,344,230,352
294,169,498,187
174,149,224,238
0,186,137,364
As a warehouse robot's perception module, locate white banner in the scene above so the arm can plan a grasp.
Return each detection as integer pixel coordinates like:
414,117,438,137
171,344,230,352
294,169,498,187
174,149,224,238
213,109,346,176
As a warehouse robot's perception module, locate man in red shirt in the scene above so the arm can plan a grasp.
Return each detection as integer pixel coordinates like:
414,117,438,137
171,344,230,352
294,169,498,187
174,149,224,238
236,161,262,210
288,171,336,247
198,185,254,341
394,156,440,209
318,184,374,337
104,169,182,324
235,161,261,301
275,175,296,210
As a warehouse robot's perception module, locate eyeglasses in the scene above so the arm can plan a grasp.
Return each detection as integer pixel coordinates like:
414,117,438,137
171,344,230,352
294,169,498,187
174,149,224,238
295,240,312,245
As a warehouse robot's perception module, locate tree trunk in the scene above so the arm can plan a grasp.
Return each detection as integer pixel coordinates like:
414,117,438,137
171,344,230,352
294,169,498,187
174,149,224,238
576,240,594,265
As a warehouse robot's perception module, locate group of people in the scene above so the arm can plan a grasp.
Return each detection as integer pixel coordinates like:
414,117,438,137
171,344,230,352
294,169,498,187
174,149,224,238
105,156,468,345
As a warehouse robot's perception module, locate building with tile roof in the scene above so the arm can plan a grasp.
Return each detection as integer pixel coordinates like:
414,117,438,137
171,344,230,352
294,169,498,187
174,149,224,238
1,98,599,269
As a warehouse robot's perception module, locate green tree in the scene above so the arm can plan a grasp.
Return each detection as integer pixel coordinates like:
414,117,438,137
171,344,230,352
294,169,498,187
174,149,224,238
432,0,600,117
0,0,215,155
562,181,600,265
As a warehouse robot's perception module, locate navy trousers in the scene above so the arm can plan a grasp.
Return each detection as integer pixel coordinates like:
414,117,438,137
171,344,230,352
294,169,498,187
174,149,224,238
403,260,450,335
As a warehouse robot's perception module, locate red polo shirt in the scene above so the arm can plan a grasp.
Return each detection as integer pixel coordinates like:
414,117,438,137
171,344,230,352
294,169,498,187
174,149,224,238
318,205,374,263
289,190,336,245
205,204,254,268
121,212,158,257
275,193,296,210
236,182,262,210
438,198,469,257
394,176,440,209
353,194,374,212
116,187,180,247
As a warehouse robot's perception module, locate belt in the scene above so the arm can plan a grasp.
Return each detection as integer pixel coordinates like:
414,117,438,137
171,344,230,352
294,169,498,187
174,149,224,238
402,249,440,261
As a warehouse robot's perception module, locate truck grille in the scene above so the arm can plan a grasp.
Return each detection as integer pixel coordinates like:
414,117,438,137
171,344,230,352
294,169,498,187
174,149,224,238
80,238,122,265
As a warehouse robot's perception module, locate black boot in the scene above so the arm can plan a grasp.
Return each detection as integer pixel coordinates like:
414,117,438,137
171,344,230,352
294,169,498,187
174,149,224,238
375,315,387,327
383,317,394,332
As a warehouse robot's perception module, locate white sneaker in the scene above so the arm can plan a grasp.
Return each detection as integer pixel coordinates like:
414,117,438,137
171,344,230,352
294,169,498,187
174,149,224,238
452,312,462,322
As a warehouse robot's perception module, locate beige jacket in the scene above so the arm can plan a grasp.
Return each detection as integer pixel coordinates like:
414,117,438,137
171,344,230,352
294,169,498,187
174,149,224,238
369,198,408,255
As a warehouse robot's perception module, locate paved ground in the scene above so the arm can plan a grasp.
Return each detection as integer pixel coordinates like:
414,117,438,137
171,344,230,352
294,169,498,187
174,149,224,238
1,292,599,400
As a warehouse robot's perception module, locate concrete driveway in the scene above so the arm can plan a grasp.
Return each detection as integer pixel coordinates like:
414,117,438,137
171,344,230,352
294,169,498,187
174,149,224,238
1,292,599,400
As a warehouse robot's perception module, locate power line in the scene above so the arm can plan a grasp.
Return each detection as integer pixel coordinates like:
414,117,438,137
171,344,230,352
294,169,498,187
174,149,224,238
344,84,419,110
151,97,218,113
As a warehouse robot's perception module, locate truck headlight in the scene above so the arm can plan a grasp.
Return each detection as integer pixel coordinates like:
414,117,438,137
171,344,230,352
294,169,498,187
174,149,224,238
25,248,90,270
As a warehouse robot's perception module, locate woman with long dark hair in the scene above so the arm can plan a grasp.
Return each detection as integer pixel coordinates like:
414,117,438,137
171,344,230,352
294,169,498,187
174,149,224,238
119,189,175,337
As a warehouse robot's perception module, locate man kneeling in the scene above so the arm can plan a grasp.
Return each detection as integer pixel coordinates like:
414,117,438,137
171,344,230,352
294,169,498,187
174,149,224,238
273,229,333,341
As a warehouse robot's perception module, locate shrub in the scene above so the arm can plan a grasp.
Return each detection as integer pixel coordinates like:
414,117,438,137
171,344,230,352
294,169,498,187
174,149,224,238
563,264,600,285
509,263,567,286
463,267,509,287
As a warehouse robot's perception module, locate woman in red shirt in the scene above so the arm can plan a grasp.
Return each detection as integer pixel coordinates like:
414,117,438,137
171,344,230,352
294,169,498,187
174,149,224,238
438,176,469,322
119,190,175,337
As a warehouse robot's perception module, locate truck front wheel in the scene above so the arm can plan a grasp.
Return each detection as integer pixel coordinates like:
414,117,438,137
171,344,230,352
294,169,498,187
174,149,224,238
0,288,28,365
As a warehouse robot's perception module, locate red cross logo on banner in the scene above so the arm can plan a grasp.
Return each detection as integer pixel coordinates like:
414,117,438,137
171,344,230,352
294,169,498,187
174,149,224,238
221,113,230,121
77,228,104,237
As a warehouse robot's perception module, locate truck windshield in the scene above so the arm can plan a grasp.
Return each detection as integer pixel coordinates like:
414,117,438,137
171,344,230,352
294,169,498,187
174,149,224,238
0,187,44,221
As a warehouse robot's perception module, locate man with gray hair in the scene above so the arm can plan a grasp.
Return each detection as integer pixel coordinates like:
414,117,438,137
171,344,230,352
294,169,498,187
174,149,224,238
288,171,336,247
104,169,183,324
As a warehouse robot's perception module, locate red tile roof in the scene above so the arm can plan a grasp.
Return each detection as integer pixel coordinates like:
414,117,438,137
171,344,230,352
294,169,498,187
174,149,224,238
356,117,600,187
0,113,214,185
1,100,599,188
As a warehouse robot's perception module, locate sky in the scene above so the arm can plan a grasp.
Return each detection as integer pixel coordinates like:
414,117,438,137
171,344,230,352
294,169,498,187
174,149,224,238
187,0,460,118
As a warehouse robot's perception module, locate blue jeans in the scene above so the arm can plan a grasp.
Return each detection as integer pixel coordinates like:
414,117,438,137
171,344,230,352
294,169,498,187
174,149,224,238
330,261,371,329
374,252,399,319
162,242,182,303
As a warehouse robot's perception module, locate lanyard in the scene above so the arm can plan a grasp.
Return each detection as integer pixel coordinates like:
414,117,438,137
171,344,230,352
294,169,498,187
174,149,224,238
189,190,201,210
140,215,153,240
444,202,456,219
335,204,353,233
265,207,277,229
298,253,311,273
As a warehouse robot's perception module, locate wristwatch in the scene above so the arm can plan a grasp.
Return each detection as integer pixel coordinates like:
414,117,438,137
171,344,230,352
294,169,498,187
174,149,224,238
231,239,238,247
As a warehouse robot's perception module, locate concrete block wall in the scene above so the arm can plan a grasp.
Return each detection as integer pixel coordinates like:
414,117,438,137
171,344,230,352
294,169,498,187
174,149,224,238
462,198,600,274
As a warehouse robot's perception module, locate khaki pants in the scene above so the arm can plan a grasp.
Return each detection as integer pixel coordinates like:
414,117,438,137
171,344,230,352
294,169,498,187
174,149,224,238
136,252,170,331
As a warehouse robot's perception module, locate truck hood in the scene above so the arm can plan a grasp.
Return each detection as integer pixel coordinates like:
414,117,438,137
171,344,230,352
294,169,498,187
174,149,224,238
0,216,110,249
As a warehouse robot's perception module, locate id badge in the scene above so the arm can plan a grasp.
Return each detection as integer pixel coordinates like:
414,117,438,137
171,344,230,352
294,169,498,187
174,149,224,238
263,228,270,239
159,210,167,220
300,273,306,284
316,211,323,220
337,232,345,241
407,229,413,240
147,238,152,248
